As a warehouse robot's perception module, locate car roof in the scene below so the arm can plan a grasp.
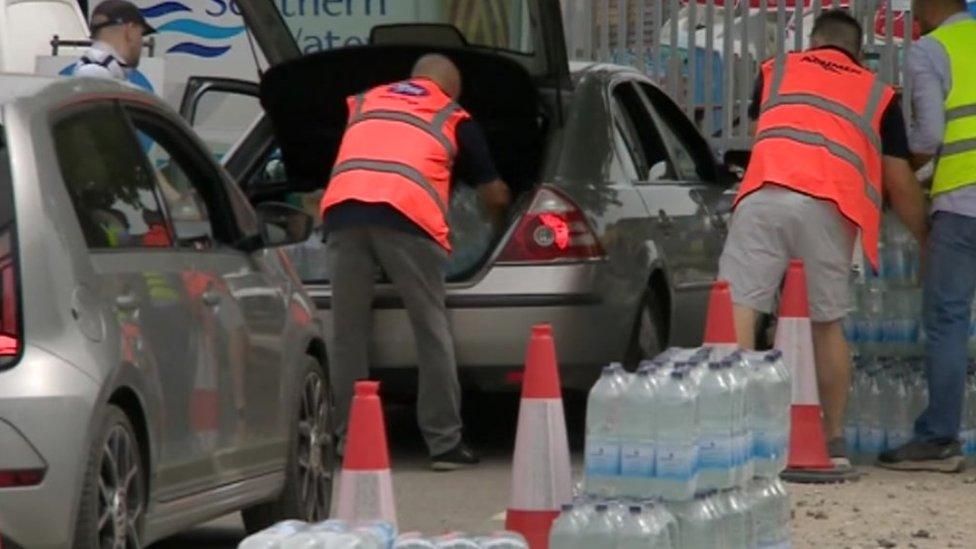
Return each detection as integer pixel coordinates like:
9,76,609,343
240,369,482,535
0,73,153,108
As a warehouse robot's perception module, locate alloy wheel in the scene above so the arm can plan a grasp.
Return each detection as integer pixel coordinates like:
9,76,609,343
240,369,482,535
97,425,143,549
297,371,333,522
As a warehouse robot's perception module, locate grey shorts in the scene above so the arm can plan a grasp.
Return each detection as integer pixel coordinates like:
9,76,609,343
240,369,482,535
719,185,856,322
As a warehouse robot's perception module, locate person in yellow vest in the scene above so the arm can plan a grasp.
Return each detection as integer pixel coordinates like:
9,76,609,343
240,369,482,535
879,0,976,472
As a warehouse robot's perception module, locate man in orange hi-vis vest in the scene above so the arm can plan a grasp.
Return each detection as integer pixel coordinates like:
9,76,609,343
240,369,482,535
719,10,928,472
322,54,511,471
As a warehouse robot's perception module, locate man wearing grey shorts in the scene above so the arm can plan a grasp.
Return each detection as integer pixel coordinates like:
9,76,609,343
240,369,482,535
719,11,928,468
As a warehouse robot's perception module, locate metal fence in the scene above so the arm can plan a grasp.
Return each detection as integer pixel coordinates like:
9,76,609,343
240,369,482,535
561,0,917,151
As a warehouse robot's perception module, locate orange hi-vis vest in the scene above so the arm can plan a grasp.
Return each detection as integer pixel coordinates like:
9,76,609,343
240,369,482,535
320,78,471,251
736,48,895,269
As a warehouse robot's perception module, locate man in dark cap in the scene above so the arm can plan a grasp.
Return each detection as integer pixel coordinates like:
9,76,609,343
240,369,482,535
73,0,155,81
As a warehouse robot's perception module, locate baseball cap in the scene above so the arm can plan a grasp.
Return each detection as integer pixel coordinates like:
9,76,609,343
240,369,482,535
90,0,156,37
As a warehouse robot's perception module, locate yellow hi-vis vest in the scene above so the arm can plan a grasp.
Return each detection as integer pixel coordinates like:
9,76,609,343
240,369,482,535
931,18,976,196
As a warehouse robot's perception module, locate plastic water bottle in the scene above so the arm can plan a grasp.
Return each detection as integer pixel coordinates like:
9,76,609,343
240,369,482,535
354,522,397,549
585,364,627,496
477,532,529,548
858,282,885,344
963,368,976,456
749,477,792,548
656,369,700,501
845,367,862,457
579,503,616,549
619,365,659,497
670,494,718,548
239,520,309,549
278,520,351,549
750,351,791,477
858,365,886,454
549,504,588,549
650,502,678,548
395,533,437,549
432,533,481,549
883,364,913,451
719,488,756,549
698,362,735,492
617,504,671,549
726,355,753,484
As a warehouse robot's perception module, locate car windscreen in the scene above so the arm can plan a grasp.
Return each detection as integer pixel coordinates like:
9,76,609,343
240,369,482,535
273,0,534,55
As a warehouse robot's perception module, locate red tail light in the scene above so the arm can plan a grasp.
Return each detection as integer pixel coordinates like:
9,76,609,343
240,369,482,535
0,231,20,359
497,187,606,263
0,468,44,488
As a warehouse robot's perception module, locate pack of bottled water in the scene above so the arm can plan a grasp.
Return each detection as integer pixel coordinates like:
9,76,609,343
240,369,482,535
847,357,976,461
238,519,395,549
584,347,791,501
550,478,790,549
393,531,528,548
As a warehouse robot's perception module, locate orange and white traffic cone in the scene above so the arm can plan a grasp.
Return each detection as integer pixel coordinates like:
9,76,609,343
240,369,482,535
776,260,859,483
505,324,572,549
704,279,739,358
333,381,397,527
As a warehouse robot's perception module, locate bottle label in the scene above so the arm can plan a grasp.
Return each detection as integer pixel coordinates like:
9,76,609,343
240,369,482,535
699,433,733,470
585,437,621,476
656,443,698,481
620,441,655,477
859,427,885,454
754,429,787,459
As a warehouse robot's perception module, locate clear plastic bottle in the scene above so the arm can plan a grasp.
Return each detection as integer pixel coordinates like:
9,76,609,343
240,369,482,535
750,351,791,477
579,503,616,549
395,533,438,549
477,531,529,549
964,367,976,457
697,362,735,492
656,369,700,501
845,366,862,458
585,365,627,496
617,504,671,549
354,522,397,549
239,520,309,549
549,503,587,549
726,355,752,484
279,519,354,549
719,488,756,549
619,365,659,497
650,502,679,549
670,494,719,548
858,365,886,455
883,363,913,451
432,532,481,549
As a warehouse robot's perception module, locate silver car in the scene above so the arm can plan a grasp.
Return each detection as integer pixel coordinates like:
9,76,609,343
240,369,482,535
0,75,334,548
183,0,736,392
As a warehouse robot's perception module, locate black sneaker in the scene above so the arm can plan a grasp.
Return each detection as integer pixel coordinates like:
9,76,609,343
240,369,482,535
430,441,480,472
877,440,966,473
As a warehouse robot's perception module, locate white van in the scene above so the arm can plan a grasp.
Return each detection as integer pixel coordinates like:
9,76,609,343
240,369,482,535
0,0,88,73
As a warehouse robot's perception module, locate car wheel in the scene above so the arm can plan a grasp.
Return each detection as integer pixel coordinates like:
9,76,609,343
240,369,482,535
73,405,145,549
242,357,334,533
626,292,666,367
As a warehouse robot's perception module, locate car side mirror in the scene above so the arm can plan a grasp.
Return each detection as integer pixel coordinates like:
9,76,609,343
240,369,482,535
254,202,314,249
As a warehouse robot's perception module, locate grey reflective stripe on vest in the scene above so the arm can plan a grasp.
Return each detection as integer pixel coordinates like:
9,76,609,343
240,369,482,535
331,159,449,218
946,104,976,122
348,102,461,158
756,127,883,210
941,137,976,157
761,93,882,151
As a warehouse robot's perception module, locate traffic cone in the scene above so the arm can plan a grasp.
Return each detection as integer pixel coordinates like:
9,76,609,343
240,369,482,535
333,381,397,527
776,260,859,483
704,279,739,358
505,324,572,549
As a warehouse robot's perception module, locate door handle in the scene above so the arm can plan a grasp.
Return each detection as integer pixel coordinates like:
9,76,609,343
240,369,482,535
115,292,140,311
202,290,222,307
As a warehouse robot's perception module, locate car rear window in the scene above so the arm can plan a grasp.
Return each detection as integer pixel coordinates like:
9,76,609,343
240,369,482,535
0,128,11,229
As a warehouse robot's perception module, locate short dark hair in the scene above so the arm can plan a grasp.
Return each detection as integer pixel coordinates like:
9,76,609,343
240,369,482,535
811,9,863,56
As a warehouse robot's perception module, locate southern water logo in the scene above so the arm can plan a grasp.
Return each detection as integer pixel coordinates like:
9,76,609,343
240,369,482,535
141,1,246,58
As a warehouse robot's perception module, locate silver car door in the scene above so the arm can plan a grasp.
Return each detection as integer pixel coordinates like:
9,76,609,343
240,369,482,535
124,104,290,483
609,80,716,346
50,101,216,499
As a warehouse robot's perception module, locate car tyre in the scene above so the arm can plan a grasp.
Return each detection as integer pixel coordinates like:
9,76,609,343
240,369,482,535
626,291,666,367
73,405,145,549
242,356,335,533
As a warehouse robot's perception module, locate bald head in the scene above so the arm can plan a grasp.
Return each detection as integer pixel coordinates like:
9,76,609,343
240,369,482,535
912,0,967,34
412,54,462,98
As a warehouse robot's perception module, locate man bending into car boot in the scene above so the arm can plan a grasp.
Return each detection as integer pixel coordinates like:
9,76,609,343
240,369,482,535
322,54,511,470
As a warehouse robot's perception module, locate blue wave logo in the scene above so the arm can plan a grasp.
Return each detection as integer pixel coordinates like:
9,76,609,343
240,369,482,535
141,2,243,58
140,1,190,18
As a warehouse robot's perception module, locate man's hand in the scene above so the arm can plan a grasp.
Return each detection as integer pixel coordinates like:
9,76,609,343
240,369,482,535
883,155,929,246
477,179,512,229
